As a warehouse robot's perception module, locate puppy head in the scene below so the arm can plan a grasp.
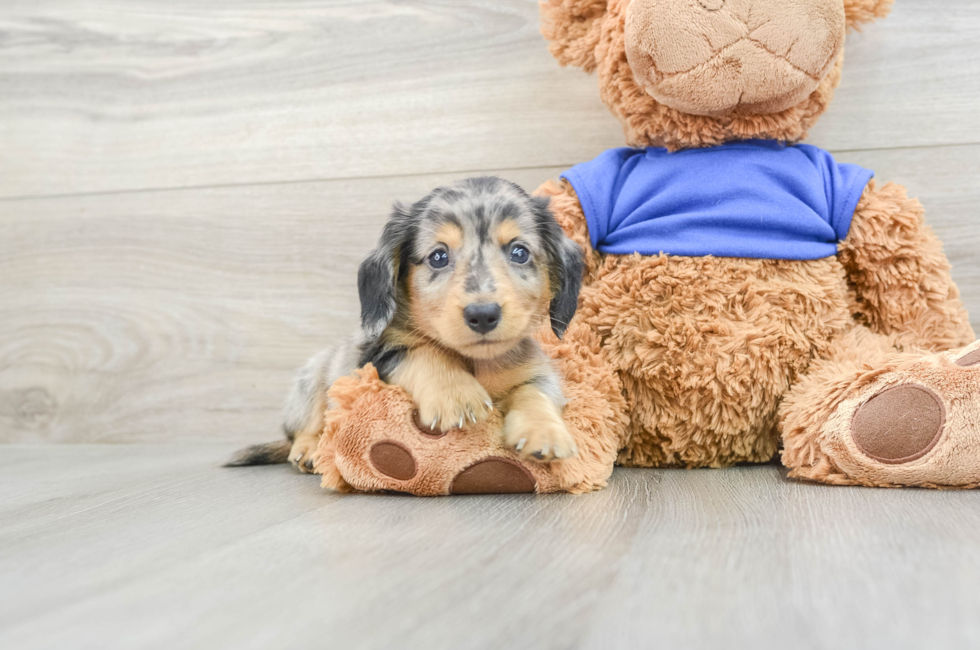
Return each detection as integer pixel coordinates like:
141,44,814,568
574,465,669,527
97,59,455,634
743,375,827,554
358,177,583,359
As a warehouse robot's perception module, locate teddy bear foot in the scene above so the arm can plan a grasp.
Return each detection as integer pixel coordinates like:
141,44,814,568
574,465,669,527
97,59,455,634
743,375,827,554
307,369,545,495
364,413,538,495
311,362,624,496
784,340,980,488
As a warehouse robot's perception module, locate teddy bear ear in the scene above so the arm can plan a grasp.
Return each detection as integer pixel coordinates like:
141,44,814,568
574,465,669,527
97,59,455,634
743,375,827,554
843,0,895,31
539,0,609,72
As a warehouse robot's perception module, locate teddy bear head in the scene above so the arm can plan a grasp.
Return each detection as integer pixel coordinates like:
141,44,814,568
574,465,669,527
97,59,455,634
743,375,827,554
541,0,893,149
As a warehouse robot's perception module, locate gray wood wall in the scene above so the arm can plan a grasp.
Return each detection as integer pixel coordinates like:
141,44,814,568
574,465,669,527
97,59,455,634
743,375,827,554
1,0,978,444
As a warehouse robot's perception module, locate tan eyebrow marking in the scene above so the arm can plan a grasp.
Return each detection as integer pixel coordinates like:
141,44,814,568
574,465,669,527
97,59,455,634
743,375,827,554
495,218,522,246
435,222,463,249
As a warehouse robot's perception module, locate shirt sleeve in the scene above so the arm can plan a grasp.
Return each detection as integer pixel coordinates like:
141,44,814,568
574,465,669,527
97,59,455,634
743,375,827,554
830,162,875,242
800,145,875,242
560,148,635,249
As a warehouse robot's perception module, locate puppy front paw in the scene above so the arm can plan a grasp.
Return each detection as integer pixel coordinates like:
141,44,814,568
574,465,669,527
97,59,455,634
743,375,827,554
290,432,320,474
504,405,577,462
414,374,493,431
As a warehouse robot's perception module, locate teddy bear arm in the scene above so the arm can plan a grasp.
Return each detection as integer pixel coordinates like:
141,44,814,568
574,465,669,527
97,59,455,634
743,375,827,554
838,179,975,352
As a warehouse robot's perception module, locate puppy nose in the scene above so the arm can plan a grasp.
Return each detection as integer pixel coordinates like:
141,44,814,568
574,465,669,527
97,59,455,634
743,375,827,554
463,303,501,334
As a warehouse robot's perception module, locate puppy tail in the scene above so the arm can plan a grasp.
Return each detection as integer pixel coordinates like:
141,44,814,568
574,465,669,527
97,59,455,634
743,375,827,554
223,440,291,467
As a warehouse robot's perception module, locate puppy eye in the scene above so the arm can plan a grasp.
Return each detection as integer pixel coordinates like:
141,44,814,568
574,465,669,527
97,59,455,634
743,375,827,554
428,249,450,269
509,244,530,265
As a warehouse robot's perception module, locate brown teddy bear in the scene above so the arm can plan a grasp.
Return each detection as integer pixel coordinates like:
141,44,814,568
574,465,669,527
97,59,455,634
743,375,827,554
313,0,980,495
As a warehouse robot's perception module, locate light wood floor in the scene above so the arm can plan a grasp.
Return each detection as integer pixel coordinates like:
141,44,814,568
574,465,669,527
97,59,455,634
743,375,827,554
4,444,980,650
2,1,980,647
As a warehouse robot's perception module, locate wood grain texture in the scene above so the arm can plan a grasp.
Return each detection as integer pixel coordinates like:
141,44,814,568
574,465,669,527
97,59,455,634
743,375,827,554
2,445,980,650
1,0,978,199
0,166,561,444
1,146,978,445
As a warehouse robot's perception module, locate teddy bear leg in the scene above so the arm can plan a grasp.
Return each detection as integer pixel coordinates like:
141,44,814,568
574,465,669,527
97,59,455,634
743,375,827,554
314,322,629,496
780,326,980,488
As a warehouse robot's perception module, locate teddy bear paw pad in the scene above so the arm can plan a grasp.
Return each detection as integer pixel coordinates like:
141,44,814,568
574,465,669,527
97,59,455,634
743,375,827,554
450,457,536,494
369,441,417,480
955,349,980,368
411,410,448,438
850,384,946,465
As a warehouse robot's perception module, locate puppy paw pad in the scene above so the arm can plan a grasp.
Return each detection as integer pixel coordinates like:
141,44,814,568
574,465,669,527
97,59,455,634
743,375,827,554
955,350,980,368
451,457,536,494
369,441,417,480
851,384,946,464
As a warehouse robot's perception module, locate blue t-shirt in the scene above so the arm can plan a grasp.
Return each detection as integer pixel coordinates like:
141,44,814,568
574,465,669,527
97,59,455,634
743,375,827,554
561,140,874,260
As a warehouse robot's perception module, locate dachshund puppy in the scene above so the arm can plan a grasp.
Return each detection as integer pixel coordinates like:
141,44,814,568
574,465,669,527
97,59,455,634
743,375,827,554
226,177,583,473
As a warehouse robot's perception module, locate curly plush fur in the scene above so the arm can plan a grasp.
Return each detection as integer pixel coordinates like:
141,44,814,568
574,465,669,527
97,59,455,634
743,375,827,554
310,0,979,494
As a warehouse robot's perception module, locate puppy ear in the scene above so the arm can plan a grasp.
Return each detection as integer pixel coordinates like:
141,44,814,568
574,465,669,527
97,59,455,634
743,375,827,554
358,202,416,339
550,236,585,339
540,0,609,72
531,196,584,339
843,0,894,30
